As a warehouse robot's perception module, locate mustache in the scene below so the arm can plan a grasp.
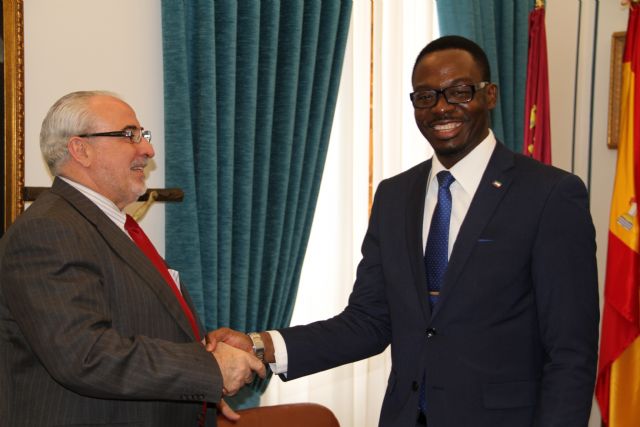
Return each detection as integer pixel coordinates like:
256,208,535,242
431,112,464,121
130,160,148,169
426,115,468,127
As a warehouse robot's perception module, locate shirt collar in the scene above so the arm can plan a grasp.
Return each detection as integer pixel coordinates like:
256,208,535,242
429,130,496,196
58,176,127,229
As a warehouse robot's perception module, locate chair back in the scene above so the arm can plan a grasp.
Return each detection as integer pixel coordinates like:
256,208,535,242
217,403,340,427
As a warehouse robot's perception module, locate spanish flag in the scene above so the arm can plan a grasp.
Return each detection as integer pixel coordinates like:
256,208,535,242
523,1,551,164
596,4,640,426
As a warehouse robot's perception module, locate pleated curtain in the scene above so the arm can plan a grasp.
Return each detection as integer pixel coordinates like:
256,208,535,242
161,0,352,406
436,0,531,152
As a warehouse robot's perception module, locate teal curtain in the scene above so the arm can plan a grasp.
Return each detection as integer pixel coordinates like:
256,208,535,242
161,0,352,406
436,0,531,152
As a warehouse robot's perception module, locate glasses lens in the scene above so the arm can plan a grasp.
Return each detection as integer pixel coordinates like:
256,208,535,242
444,85,474,104
119,129,139,143
412,90,437,108
125,128,149,143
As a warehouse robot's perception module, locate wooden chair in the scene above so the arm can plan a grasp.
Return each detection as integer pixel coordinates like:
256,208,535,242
217,403,340,427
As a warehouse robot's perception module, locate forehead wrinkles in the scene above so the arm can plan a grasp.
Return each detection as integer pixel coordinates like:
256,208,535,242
412,50,481,88
90,100,140,131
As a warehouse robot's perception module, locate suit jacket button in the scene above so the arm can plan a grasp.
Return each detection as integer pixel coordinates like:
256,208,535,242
426,328,437,338
412,381,419,391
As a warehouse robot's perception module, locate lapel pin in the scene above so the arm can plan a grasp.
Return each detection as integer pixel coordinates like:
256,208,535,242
492,180,503,188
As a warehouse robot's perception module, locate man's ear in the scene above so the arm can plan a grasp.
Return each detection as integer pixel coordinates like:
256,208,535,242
486,83,498,110
67,137,92,167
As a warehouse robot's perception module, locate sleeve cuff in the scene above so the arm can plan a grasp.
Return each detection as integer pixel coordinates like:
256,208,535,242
267,330,288,376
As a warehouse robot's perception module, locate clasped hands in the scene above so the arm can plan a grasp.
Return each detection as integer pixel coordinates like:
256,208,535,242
205,332,264,397
203,328,265,420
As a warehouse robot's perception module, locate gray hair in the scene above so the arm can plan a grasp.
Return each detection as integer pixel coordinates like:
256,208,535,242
40,90,120,174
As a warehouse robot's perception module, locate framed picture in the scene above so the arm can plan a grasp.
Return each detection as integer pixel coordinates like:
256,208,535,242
607,31,626,149
2,0,25,235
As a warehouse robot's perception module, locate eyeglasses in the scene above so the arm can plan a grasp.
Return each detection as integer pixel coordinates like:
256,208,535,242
78,127,152,144
409,82,490,109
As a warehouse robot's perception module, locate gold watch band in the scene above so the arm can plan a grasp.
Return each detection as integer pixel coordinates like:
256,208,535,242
247,332,265,362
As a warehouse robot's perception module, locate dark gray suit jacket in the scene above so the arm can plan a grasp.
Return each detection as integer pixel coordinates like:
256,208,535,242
279,143,599,426
0,178,222,426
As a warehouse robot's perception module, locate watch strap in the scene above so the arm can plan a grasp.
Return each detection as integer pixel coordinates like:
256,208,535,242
247,332,265,362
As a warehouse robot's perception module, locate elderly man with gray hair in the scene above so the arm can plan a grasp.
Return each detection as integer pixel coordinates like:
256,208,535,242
0,91,264,427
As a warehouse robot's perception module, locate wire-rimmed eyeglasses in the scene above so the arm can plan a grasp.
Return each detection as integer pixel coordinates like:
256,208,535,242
79,127,152,144
409,82,491,109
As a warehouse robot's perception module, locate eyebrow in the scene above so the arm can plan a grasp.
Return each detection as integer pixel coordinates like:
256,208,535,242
415,79,476,91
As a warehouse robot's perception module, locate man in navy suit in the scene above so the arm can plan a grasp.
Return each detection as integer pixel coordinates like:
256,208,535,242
212,35,599,426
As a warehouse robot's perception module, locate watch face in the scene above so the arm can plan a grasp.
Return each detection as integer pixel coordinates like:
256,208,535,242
249,332,265,362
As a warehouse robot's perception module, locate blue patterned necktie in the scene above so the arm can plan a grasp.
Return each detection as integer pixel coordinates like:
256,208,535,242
419,171,455,417
424,170,455,307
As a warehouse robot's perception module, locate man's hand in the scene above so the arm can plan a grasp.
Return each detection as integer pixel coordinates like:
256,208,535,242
205,327,253,353
217,398,240,422
211,341,265,396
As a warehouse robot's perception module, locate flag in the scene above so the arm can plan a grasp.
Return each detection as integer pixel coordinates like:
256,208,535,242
523,3,551,164
595,4,640,426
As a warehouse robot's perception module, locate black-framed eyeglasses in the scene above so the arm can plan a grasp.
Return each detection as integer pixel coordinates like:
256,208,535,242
409,82,491,109
78,127,152,144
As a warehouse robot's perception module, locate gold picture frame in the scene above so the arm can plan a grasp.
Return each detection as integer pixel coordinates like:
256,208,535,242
2,0,25,233
607,31,626,149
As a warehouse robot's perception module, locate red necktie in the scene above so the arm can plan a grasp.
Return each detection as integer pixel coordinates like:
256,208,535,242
125,214,201,340
125,215,208,426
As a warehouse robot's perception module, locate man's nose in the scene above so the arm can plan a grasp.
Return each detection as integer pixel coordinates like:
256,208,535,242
432,92,455,112
139,138,155,158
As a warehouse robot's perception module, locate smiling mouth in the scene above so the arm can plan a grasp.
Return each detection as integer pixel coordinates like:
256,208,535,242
131,164,147,174
432,122,462,131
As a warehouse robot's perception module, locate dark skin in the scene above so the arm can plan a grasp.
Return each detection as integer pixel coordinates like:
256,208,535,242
207,48,500,365
206,329,275,363
412,48,497,169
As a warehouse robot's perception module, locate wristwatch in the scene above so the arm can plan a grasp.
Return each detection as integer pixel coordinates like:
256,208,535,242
247,332,265,362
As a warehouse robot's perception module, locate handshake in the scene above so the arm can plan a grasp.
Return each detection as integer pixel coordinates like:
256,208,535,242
204,328,270,397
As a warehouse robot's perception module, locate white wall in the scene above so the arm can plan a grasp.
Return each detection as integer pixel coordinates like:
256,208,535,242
24,0,166,250
21,1,630,426
544,1,628,425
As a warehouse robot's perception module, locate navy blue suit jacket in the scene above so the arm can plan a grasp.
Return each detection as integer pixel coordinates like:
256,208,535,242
279,143,599,426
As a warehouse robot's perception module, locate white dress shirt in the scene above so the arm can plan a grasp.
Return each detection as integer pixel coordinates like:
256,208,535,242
59,176,182,291
422,131,496,254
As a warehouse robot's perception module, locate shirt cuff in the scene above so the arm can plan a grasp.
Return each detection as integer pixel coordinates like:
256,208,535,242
267,330,288,375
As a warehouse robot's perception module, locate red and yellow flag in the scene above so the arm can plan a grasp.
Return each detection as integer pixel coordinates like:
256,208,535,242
596,4,640,426
523,2,551,164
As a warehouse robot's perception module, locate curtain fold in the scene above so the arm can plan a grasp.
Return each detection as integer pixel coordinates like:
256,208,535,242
161,0,352,406
262,2,440,425
436,0,531,152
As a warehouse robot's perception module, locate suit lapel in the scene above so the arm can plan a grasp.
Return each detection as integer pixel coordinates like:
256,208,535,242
50,178,197,339
405,160,433,321
431,143,515,318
